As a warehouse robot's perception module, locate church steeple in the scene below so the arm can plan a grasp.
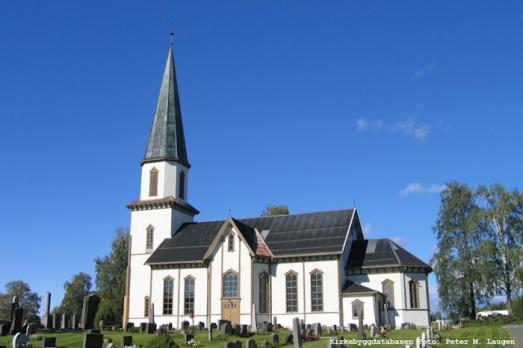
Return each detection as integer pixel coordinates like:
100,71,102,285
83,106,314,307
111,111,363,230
143,41,189,168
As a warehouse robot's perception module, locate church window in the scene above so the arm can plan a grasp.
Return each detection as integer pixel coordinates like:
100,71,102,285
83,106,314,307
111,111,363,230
259,271,269,313
382,279,395,308
352,300,364,318
184,276,195,315
228,234,235,252
144,296,149,317
223,271,238,298
409,279,420,309
179,171,186,200
285,271,298,312
149,167,159,196
146,225,154,253
163,277,174,315
310,270,323,312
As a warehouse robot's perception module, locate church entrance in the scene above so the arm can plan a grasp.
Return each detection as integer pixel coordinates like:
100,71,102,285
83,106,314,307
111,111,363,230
221,299,240,324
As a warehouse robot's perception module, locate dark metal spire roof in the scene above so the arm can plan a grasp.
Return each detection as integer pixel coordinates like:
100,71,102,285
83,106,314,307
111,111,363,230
142,44,190,167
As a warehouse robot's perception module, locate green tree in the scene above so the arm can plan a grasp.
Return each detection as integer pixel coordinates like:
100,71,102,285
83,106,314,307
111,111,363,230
59,272,92,315
95,228,129,325
0,281,40,322
477,184,523,315
261,204,289,216
432,182,487,319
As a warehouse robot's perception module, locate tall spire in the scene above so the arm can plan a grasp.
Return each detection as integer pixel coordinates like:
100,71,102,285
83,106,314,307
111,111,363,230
143,38,190,167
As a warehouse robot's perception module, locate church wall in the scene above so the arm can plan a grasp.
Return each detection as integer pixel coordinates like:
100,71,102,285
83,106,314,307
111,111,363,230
342,295,377,327
128,255,151,324
348,273,404,308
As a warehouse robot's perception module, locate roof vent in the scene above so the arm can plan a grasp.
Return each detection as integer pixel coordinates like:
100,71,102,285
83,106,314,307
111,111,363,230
261,230,270,239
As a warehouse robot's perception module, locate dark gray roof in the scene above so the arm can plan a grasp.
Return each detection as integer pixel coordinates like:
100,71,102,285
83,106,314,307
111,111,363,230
341,280,380,294
346,239,431,271
145,209,355,264
143,45,189,167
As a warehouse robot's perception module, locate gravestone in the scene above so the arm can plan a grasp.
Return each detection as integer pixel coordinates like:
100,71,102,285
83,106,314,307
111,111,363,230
263,340,271,348
219,319,230,327
234,324,241,336
221,323,232,335
146,323,156,334
383,303,390,329
148,303,155,324
121,336,133,347
210,322,217,330
273,316,277,327
271,333,279,347
82,332,103,348
181,320,190,330
234,340,242,348
52,314,61,331
292,318,302,348
0,323,10,336
240,324,249,337
208,327,213,341
61,313,70,330
369,324,376,338
285,334,293,345
250,303,257,333
198,321,205,330
139,322,147,333
356,308,364,340
43,337,56,348
246,338,256,348
10,307,24,335
12,333,28,348
124,322,134,331
266,323,273,332
184,332,194,344
349,324,357,331
42,292,52,329
25,323,37,336
312,323,322,336
333,325,337,332
81,294,101,330
225,342,235,348
72,312,80,330
300,320,305,331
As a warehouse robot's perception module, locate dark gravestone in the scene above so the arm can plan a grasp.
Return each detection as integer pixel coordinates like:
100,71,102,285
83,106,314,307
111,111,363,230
246,338,256,348
72,312,80,330
234,324,241,336
285,334,293,345
234,340,242,348
139,322,147,333
219,319,230,327
0,323,10,336
198,321,205,330
349,324,357,331
184,333,194,344
82,333,103,348
121,336,133,347
208,326,213,341
271,333,279,347
125,322,134,331
181,320,190,330
43,337,56,348
225,342,235,348
240,324,249,337
312,323,322,336
210,322,217,330
61,313,70,330
42,292,52,329
146,323,156,334
80,294,100,330
221,323,232,335
168,322,173,330
26,323,37,336
357,308,364,340
300,320,305,331
52,314,61,331
10,307,24,335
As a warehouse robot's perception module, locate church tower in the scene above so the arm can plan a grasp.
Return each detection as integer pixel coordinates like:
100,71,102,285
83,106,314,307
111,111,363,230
124,41,199,325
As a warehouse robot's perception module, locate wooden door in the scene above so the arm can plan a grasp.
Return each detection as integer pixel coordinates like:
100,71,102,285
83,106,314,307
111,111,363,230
222,299,240,324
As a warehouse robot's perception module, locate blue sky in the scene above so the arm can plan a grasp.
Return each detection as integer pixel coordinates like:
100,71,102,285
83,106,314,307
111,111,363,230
1,0,522,313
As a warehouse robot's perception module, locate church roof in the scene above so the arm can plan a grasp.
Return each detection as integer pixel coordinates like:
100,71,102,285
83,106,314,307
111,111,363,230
142,45,189,167
145,209,355,265
345,238,431,272
341,280,381,295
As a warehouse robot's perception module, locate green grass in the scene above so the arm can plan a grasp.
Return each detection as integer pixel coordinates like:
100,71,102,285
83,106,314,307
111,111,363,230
439,325,516,347
0,328,424,348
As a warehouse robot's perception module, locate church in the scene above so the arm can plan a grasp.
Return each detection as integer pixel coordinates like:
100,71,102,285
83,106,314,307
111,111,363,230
122,43,432,330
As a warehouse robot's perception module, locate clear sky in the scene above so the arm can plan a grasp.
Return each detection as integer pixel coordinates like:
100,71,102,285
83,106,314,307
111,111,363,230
1,0,522,313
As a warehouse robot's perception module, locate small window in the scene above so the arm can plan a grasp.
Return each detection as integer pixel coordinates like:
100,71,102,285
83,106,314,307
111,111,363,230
149,167,158,196
228,234,235,252
259,271,270,313
352,300,364,318
179,171,186,200
144,296,149,317
223,271,239,298
310,270,323,312
184,277,195,315
163,277,174,315
146,225,154,252
409,279,420,309
286,271,298,312
382,279,395,308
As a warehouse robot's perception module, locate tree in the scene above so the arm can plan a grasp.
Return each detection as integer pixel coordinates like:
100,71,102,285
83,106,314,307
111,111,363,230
432,182,487,319
94,228,129,325
477,184,523,315
0,281,40,322
261,204,289,216
59,272,92,315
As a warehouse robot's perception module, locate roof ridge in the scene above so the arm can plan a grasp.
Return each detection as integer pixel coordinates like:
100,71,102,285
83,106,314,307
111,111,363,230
238,208,355,221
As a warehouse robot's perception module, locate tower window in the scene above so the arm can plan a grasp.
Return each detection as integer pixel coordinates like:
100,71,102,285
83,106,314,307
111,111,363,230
179,170,186,200
310,270,323,312
285,271,298,312
184,276,195,315
146,225,154,253
163,277,174,315
149,168,159,196
228,234,235,252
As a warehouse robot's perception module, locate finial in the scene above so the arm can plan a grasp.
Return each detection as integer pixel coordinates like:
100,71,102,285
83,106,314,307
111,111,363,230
228,208,232,218
353,200,356,208
169,32,174,46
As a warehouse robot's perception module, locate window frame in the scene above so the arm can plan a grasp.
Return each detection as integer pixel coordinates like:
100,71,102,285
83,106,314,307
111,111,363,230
144,296,150,317
310,269,323,312
259,271,270,313
222,270,239,298
146,225,154,253
285,271,298,313
352,299,364,319
228,233,235,252
409,279,420,309
149,167,159,197
382,279,395,309
184,276,195,315
163,276,174,315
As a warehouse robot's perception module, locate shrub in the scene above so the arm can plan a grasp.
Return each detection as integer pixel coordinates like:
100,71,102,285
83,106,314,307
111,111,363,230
512,297,523,321
94,299,117,328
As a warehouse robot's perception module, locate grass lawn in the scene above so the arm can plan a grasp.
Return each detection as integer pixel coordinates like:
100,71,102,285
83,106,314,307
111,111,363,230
439,325,516,347
0,328,424,348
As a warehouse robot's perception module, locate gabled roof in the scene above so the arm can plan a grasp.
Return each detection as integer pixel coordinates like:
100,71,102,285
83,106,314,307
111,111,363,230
341,280,381,295
346,239,432,272
145,209,356,265
142,45,189,167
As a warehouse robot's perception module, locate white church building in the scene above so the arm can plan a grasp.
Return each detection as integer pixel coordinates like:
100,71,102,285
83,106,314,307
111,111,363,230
123,43,432,330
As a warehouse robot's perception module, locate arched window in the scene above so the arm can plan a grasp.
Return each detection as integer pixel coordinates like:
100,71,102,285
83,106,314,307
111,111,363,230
184,276,195,315
223,271,239,298
310,270,323,312
163,277,174,315
382,279,395,308
179,171,186,200
146,225,154,253
409,279,419,309
285,271,298,313
259,271,270,313
144,296,149,317
228,233,235,252
149,167,158,196
352,299,364,318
